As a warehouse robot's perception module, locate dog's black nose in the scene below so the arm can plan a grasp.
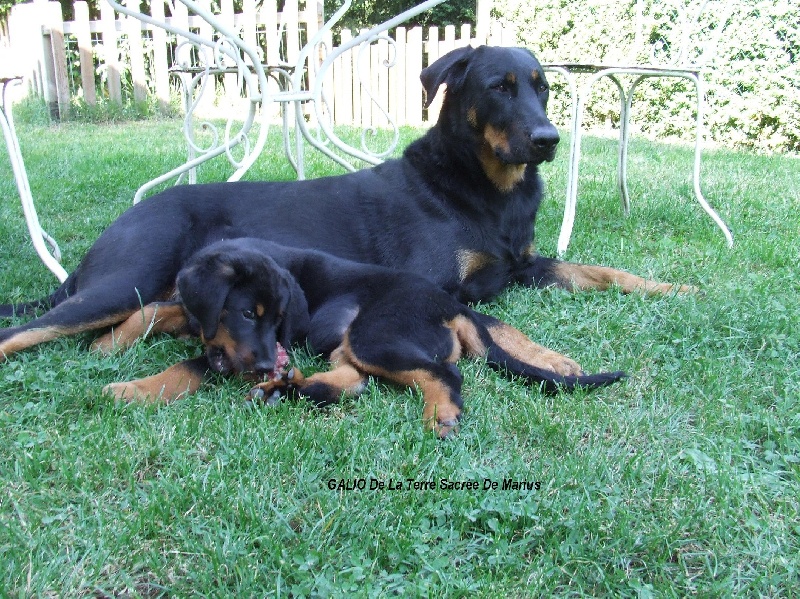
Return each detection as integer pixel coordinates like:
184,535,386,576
531,126,560,151
254,359,275,374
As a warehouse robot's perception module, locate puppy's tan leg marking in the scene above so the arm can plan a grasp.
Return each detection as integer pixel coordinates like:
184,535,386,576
103,359,205,403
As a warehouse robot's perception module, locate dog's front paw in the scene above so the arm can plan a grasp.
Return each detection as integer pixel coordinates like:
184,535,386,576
103,381,164,402
103,381,137,401
247,367,305,406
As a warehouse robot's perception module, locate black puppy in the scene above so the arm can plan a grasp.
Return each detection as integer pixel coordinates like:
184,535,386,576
106,239,626,437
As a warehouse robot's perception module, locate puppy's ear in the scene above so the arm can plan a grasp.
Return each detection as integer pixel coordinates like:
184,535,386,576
277,273,310,348
420,45,474,108
177,254,236,341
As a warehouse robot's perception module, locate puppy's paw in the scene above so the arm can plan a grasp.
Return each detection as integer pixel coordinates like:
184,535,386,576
423,403,462,439
434,417,461,439
103,381,161,403
247,367,305,406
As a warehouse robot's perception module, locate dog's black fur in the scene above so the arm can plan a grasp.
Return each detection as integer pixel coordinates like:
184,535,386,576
1,45,689,376
106,238,626,436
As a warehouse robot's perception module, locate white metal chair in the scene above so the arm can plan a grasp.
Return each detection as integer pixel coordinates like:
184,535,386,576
543,0,735,255
1,76,68,282
104,0,447,203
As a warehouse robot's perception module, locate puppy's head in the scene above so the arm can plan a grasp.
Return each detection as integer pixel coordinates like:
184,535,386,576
177,241,310,376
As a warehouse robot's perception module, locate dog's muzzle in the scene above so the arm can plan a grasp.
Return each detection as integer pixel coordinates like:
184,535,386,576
531,127,560,163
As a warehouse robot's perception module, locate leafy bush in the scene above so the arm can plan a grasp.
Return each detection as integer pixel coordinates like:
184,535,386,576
494,0,799,153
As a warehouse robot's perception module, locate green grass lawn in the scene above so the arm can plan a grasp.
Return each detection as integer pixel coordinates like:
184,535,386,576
1,112,798,596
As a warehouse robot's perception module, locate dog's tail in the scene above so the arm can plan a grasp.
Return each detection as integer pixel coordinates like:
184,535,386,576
0,283,72,319
0,298,51,318
485,344,627,392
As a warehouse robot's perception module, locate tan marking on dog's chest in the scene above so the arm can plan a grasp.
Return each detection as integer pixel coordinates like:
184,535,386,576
456,249,497,282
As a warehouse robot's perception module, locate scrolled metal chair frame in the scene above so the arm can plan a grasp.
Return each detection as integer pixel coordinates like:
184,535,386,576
104,0,447,203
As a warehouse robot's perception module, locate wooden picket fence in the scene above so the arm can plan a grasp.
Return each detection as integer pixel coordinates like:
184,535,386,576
4,0,516,127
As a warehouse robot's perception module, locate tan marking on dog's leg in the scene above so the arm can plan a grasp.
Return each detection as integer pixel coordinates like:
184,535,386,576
400,369,462,438
445,314,488,362
338,338,461,437
0,312,136,362
92,303,188,353
553,262,697,295
103,360,206,403
486,321,583,376
0,328,65,362
301,364,367,397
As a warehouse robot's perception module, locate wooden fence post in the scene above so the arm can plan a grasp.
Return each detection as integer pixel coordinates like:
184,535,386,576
405,26,422,126
39,1,70,119
220,0,239,108
150,0,170,112
391,27,406,126
73,1,96,105
125,0,148,104
334,28,353,125
476,0,490,45
99,0,122,103
425,26,441,124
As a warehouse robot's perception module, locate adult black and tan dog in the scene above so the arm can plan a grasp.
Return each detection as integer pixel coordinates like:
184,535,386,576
104,238,626,437
0,45,689,377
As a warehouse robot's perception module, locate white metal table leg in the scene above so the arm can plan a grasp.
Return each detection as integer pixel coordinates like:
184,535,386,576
1,77,68,282
609,74,633,215
690,73,734,247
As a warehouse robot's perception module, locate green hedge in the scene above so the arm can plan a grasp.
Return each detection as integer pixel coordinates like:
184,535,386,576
494,0,799,153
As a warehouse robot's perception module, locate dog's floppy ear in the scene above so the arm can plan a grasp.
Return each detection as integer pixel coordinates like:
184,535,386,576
420,45,474,107
177,254,236,341
277,273,310,348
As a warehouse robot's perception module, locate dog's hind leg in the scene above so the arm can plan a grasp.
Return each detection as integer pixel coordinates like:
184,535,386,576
0,298,137,362
0,277,174,361
337,330,465,437
91,302,189,353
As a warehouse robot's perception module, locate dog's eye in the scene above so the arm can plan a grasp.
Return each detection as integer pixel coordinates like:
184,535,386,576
242,309,257,320
537,82,549,94
490,82,510,93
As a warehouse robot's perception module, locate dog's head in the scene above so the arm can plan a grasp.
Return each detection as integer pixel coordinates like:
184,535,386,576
421,45,560,191
177,241,310,376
